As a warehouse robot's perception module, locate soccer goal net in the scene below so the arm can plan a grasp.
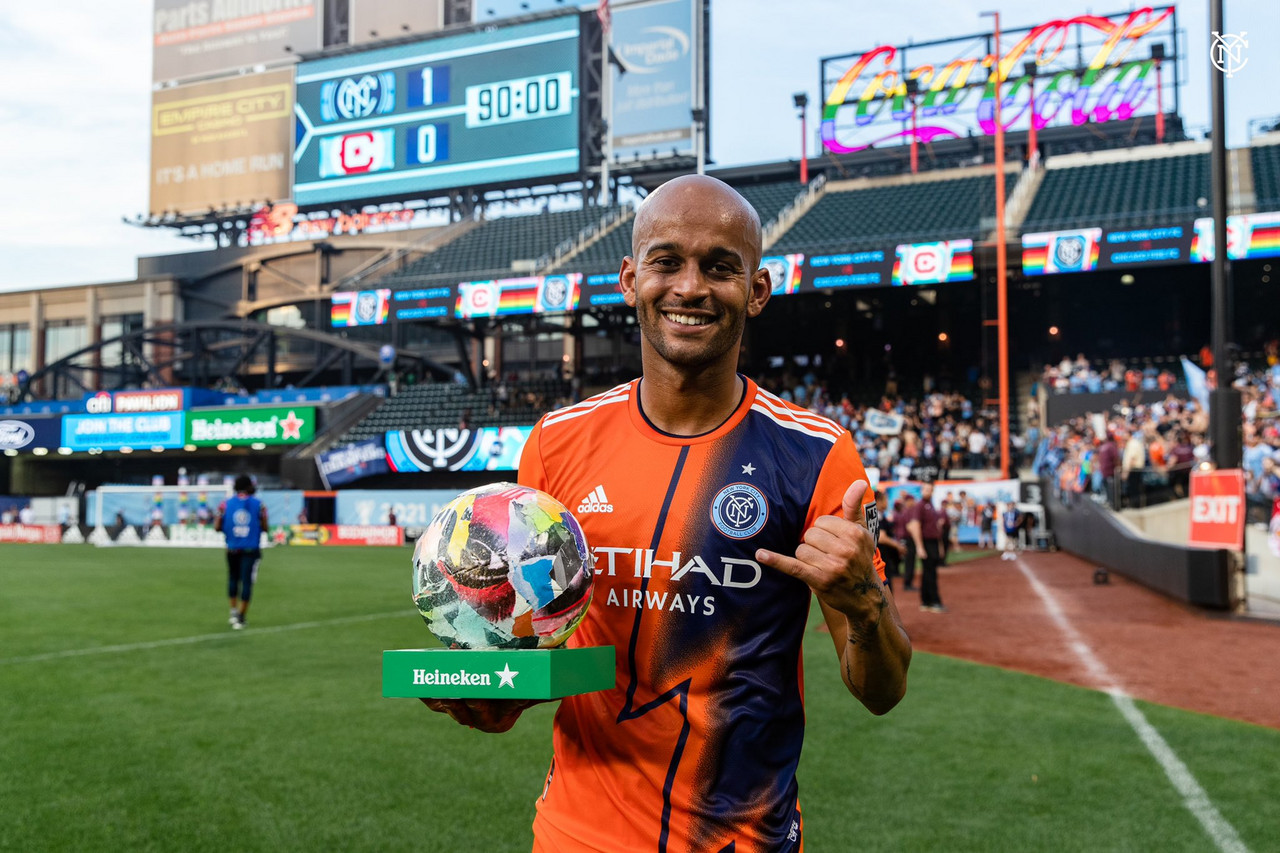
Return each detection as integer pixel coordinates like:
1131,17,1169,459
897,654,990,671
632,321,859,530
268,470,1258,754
88,483,233,547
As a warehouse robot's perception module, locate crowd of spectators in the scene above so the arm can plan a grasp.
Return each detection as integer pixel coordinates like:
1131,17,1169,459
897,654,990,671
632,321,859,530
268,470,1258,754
1035,356,1280,520
757,371,1007,479
1039,354,1180,396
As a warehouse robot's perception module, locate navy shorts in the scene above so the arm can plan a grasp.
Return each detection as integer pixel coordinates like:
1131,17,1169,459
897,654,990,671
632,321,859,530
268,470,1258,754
226,549,261,601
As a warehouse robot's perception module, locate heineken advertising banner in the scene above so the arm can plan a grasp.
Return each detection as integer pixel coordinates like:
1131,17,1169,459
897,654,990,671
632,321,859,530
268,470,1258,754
185,406,316,446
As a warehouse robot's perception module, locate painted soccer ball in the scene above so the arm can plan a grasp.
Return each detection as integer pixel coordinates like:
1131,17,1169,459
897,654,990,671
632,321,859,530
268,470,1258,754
412,483,594,649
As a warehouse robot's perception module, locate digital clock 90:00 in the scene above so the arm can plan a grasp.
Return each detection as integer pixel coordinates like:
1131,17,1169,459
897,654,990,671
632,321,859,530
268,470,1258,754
465,72,573,128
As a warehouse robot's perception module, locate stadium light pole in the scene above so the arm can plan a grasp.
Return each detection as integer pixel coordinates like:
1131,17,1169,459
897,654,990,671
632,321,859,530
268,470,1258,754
793,92,809,184
1208,0,1242,469
982,10,1011,480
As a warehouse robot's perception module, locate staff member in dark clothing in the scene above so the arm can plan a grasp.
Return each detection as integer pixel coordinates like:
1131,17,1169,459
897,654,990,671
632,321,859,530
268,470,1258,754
876,491,905,594
896,493,918,591
906,482,947,613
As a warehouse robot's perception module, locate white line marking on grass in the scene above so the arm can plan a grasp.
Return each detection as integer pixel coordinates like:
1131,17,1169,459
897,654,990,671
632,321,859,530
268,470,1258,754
1014,558,1250,853
0,610,415,666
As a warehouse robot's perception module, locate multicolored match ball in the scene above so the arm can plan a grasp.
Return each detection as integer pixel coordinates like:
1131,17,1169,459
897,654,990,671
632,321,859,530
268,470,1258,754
412,483,594,649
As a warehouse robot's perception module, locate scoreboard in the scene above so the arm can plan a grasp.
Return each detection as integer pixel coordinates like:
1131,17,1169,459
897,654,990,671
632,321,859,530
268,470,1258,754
293,15,581,206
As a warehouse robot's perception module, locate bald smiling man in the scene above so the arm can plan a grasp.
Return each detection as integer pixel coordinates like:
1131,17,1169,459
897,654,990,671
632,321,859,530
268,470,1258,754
423,175,911,852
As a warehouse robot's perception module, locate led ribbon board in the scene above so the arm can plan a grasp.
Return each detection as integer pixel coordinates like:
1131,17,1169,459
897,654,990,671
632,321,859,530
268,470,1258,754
293,15,581,205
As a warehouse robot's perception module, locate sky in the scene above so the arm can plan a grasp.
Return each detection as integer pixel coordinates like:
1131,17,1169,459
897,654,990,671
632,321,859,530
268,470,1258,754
0,0,1274,293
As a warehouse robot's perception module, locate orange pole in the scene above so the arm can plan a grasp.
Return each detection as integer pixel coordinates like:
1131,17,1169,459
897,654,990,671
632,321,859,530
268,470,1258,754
910,98,919,174
988,11,1010,479
800,109,809,184
1026,77,1037,164
1155,61,1165,143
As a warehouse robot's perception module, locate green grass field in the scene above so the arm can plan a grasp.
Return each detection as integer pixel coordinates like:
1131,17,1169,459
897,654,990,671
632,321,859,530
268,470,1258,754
2,544,1277,852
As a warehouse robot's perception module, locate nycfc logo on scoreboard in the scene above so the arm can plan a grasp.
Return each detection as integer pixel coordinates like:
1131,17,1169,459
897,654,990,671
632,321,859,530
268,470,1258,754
320,73,396,122
1053,236,1086,270
355,291,381,324
710,482,769,540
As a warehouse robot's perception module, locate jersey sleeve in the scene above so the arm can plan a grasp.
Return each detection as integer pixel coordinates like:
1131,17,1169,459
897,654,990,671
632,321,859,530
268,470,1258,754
517,418,550,493
805,431,887,581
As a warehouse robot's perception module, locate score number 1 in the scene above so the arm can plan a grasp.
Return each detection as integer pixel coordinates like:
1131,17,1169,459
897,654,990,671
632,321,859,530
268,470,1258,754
465,72,573,128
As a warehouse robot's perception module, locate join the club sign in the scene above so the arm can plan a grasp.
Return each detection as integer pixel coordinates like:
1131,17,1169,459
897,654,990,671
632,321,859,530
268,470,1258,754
185,407,316,447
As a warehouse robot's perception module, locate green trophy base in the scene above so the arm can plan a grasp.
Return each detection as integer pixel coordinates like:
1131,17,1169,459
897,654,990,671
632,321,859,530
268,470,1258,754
382,646,615,700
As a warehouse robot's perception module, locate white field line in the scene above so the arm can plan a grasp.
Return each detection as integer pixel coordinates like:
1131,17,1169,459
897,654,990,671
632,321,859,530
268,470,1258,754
1015,558,1250,853
0,610,414,666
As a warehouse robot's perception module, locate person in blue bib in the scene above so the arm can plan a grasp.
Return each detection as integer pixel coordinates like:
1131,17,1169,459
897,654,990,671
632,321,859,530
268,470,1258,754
215,475,268,629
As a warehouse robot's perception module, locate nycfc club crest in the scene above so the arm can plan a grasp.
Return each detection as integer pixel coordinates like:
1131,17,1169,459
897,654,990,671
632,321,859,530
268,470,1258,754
710,483,769,540
1053,235,1086,271
355,291,380,323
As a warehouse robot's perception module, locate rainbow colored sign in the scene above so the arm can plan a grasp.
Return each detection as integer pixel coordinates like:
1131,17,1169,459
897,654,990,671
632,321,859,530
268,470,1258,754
821,7,1175,155
454,274,582,319
892,240,975,285
1190,212,1280,263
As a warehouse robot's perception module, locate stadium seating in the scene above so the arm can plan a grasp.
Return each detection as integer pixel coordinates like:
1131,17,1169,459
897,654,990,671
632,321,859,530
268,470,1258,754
768,174,1015,254
338,377,572,444
1021,152,1211,232
379,206,626,287
1250,143,1280,212
736,179,812,226
550,179,807,275
552,219,632,275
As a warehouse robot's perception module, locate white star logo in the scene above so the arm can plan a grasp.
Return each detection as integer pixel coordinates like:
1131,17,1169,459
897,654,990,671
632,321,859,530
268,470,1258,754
496,663,518,688
741,463,756,476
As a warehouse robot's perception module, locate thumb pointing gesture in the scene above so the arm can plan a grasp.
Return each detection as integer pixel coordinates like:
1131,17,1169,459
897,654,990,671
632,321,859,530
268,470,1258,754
843,479,871,527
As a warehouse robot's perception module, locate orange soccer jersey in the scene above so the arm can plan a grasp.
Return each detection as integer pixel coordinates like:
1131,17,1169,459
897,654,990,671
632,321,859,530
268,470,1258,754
519,377,884,853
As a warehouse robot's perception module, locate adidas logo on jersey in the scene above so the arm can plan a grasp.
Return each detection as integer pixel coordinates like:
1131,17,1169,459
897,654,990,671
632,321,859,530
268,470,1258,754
577,485,613,514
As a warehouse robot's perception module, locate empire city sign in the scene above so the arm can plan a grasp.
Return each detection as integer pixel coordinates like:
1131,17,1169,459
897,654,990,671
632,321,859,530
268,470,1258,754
185,406,316,446
820,6,1176,155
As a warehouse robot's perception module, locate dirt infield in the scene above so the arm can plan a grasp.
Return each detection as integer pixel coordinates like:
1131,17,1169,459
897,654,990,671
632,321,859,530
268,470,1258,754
894,549,1280,730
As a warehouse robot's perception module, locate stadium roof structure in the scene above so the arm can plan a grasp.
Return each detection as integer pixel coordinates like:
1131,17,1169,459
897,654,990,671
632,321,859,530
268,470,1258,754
20,320,456,402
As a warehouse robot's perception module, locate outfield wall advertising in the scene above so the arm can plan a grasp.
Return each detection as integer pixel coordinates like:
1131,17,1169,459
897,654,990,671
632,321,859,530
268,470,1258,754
331,290,391,327
1022,211,1280,275
62,413,186,452
385,426,532,473
293,15,581,205
150,69,295,216
152,0,321,83
0,417,63,453
335,489,462,526
315,438,390,487
185,406,316,446
609,0,698,163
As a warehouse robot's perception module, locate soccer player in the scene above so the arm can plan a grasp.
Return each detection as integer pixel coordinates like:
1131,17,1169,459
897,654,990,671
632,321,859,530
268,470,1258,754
422,175,911,851
215,475,267,629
